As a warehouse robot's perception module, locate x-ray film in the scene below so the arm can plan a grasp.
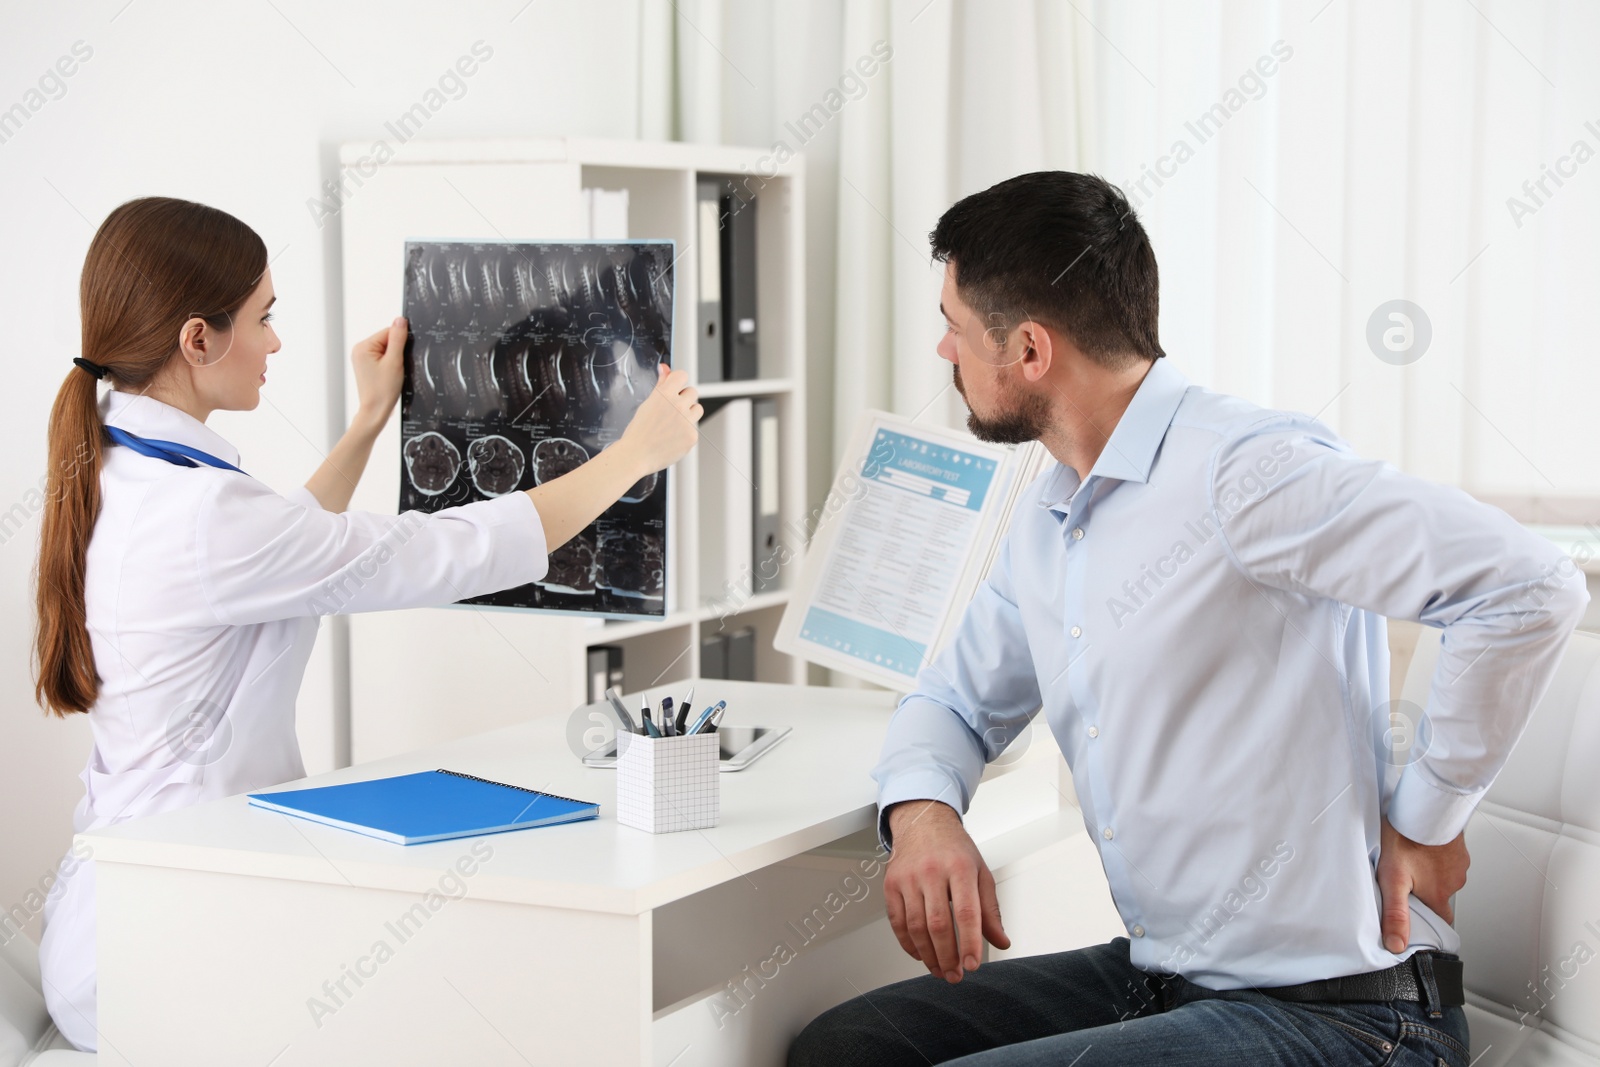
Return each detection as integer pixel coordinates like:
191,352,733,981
399,239,674,616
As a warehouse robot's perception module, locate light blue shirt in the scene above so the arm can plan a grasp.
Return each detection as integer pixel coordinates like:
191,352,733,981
873,358,1587,988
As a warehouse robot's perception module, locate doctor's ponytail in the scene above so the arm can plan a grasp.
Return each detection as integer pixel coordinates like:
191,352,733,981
34,197,266,716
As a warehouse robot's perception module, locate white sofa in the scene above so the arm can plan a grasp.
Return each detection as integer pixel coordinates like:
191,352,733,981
1402,627,1600,1064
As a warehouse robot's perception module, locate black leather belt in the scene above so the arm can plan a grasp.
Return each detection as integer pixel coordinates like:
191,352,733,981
1256,951,1464,1008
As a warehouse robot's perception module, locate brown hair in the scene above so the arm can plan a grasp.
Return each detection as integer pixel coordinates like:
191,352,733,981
34,197,266,716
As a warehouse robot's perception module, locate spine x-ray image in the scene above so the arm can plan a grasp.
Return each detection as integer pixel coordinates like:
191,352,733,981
399,239,674,616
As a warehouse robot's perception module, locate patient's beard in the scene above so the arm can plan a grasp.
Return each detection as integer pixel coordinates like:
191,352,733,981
954,365,1048,445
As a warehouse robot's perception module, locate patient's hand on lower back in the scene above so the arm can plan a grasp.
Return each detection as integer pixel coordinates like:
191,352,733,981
1376,814,1469,954
883,799,1011,983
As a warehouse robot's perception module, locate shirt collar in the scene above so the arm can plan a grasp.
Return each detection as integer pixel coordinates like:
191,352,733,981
1036,357,1190,511
100,388,243,470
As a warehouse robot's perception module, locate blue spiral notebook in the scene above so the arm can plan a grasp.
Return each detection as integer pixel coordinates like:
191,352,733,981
247,769,599,845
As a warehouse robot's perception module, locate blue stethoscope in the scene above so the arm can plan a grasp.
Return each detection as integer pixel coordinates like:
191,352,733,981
104,425,248,475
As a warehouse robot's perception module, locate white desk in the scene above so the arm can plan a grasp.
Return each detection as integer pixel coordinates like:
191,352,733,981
82,680,1104,1066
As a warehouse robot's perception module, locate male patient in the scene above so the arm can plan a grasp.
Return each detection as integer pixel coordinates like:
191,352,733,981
789,171,1587,1066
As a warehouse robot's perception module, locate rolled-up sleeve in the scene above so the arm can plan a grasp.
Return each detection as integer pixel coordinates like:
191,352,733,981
871,529,1043,851
1213,415,1588,846
194,475,549,626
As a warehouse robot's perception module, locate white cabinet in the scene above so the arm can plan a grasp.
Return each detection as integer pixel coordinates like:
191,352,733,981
338,137,809,763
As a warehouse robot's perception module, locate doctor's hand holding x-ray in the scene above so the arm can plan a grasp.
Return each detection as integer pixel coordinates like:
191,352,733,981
304,310,701,548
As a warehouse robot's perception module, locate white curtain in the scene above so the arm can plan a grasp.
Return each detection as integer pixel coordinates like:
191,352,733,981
833,0,1096,457
640,0,1095,507
1083,0,1599,502
643,0,1600,509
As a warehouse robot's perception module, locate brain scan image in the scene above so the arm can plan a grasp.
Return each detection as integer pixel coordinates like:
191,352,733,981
403,432,461,496
539,531,598,594
597,531,664,599
532,437,588,485
467,435,526,497
400,240,674,615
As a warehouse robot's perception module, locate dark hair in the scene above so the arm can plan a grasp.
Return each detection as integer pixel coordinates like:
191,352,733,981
35,196,266,716
929,171,1164,365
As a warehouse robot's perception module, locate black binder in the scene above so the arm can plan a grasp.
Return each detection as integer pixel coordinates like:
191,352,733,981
726,626,756,681
720,184,759,380
695,179,725,383
701,631,729,679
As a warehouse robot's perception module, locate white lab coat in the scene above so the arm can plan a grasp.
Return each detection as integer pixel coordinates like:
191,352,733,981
38,388,549,1051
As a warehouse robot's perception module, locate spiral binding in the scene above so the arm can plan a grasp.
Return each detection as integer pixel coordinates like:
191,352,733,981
437,768,591,807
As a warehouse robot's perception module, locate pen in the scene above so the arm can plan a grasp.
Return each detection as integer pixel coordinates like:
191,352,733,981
605,686,637,735
640,695,651,736
691,699,727,734
684,704,715,735
697,705,727,734
659,696,675,736
642,708,661,737
675,687,695,734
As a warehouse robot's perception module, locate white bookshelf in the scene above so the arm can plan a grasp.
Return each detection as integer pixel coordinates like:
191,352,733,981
338,136,808,764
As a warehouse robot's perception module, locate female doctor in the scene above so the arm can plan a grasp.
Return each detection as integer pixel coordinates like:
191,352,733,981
31,196,701,1052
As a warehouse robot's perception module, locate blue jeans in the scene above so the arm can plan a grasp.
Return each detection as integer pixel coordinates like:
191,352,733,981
789,938,1470,1066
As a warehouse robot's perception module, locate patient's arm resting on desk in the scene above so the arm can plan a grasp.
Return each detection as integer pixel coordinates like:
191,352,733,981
882,799,1011,987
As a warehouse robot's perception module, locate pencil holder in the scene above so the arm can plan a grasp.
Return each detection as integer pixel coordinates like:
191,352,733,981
616,729,720,833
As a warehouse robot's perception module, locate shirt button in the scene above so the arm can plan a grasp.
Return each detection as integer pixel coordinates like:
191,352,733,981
1102,826,1114,840
1087,725,1099,738
1132,925,1145,937
1070,626,1082,638
1072,527,1084,540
